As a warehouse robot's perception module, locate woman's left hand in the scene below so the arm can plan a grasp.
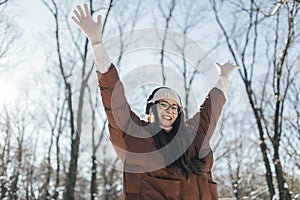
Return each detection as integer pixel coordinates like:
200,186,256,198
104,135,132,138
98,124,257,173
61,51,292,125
216,61,239,78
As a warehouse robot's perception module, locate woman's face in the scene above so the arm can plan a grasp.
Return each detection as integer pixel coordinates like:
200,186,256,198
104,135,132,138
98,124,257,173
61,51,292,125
154,99,179,131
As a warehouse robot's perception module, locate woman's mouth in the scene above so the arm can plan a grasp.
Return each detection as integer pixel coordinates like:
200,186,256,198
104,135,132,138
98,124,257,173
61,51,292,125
162,115,172,120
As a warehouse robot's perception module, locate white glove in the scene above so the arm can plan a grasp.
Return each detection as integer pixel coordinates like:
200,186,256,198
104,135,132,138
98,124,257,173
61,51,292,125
214,61,239,98
72,4,111,73
216,61,239,78
71,4,102,45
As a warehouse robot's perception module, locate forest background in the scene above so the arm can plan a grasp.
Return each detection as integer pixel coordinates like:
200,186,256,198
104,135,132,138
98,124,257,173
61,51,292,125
0,0,299,199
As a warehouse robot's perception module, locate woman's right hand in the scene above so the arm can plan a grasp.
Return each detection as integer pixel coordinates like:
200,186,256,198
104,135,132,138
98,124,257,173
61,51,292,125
71,4,103,45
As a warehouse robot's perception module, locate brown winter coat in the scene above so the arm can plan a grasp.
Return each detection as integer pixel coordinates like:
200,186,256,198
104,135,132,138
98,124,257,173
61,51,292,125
97,64,226,200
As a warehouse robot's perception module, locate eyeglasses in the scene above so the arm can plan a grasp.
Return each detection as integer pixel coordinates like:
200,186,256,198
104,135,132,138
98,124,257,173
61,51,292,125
157,100,181,114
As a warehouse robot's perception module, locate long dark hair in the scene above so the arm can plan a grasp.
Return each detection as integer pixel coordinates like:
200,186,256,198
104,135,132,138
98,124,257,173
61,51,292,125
146,88,205,179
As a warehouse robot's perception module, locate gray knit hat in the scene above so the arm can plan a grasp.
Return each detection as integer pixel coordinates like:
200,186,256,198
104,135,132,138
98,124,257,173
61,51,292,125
148,87,182,107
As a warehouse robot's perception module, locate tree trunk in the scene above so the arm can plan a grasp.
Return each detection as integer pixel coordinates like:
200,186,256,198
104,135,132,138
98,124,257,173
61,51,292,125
63,130,80,200
53,133,61,200
41,129,55,199
273,141,292,199
10,139,23,199
245,74,276,200
91,155,98,200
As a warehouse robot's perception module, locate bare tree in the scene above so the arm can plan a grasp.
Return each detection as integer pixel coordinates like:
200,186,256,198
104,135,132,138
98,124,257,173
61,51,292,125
88,84,108,199
157,0,177,85
283,79,300,169
0,98,35,199
209,0,300,199
99,158,122,200
41,0,91,198
0,0,8,6
0,107,12,199
160,0,222,118
25,126,40,200
36,81,67,199
214,110,270,199
40,0,122,198
0,5,19,72
113,0,142,69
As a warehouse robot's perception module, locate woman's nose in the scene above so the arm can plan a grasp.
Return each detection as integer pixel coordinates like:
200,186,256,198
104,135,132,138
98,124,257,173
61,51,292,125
165,107,173,113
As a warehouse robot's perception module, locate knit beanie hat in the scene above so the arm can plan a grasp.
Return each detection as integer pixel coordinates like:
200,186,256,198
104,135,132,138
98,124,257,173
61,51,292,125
148,87,182,107
145,87,182,115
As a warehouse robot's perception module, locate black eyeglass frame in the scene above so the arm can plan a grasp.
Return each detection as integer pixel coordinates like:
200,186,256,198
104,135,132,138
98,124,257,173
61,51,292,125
155,100,182,114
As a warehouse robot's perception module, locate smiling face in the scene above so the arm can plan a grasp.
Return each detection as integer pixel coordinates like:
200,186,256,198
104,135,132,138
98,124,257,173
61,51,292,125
154,99,179,131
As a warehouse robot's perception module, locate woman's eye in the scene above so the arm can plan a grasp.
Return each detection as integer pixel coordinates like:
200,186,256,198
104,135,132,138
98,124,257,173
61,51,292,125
160,102,169,108
171,106,178,111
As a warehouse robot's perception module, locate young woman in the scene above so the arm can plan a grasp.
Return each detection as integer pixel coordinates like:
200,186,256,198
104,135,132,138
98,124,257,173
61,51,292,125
72,4,238,200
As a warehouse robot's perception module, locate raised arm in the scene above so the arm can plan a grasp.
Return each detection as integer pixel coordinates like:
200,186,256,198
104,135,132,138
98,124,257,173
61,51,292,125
71,5,144,160
186,61,239,154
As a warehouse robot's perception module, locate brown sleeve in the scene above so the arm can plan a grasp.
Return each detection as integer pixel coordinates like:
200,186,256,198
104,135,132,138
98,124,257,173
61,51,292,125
97,64,143,158
185,88,226,154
